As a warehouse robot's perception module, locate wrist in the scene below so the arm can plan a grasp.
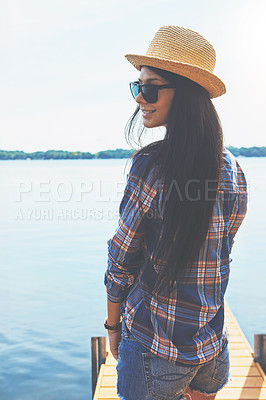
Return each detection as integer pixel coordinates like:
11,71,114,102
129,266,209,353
104,317,122,331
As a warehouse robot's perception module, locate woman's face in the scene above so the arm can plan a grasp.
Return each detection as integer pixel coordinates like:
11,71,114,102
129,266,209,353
135,67,175,128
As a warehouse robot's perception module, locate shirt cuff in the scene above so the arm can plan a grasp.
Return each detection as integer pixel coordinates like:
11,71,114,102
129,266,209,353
104,273,130,303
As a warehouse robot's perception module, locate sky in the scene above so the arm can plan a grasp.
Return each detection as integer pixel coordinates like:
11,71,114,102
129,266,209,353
1,0,266,153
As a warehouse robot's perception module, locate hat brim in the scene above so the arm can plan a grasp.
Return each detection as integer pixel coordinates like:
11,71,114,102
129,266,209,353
125,54,226,98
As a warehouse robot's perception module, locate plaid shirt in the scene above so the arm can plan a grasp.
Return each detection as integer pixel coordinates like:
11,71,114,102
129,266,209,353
104,148,248,365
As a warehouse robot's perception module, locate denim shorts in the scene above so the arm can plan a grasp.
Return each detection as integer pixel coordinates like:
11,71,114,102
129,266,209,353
116,320,230,400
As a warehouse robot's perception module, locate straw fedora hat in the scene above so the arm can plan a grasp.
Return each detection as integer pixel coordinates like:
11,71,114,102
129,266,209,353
125,26,226,98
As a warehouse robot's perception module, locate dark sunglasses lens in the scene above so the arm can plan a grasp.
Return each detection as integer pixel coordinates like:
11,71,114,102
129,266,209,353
130,82,140,99
142,86,158,103
130,82,158,103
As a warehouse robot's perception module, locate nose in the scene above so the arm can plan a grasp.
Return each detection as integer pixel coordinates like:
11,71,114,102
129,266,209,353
135,91,147,104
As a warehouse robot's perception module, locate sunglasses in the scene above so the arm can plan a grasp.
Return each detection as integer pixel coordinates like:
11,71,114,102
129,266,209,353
129,81,175,104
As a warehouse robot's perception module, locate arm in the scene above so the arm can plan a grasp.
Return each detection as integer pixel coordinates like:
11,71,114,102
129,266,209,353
104,171,148,302
228,192,248,252
106,299,121,360
105,158,158,302
104,157,158,358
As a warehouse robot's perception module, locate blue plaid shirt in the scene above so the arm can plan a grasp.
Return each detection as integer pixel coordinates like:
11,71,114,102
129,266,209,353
104,148,248,365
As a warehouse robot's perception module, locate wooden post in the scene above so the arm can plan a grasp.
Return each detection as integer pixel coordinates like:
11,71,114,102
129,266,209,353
254,334,266,373
91,337,98,397
91,337,107,398
98,336,107,368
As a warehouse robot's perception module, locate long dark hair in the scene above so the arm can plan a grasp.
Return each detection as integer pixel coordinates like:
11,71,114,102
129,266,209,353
125,66,223,291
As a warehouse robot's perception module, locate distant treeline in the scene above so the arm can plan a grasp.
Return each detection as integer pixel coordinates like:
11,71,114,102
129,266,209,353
0,148,135,160
227,146,266,157
0,146,265,160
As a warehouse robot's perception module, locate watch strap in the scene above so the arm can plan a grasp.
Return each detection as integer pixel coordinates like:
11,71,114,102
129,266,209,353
104,317,122,331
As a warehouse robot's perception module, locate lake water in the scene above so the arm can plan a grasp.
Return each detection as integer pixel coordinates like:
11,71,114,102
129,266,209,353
0,157,265,400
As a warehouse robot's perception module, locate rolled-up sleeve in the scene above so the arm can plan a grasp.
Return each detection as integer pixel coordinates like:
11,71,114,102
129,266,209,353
104,157,158,303
228,191,248,251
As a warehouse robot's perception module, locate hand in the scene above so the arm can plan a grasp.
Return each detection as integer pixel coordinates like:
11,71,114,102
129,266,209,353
108,329,121,360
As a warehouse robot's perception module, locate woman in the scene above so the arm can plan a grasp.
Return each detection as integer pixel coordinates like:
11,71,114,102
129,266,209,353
104,26,248,400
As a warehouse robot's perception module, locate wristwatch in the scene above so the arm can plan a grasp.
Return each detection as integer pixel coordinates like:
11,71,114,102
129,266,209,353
104,317,122,331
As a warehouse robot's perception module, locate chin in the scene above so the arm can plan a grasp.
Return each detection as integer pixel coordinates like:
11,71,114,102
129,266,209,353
143,117,167,129
143,122,153,128
143,120,159,129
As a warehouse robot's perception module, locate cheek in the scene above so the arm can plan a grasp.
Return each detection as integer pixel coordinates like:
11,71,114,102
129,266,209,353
166,93,175,112
161,92,174,114
162,98,174,120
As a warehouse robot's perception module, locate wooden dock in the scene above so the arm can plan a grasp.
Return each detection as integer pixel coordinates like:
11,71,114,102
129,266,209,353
93,303,266,400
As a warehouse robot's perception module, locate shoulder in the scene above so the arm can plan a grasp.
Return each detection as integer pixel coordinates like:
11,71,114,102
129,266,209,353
220,148,247,192
129,141,162,178
130,152,154,177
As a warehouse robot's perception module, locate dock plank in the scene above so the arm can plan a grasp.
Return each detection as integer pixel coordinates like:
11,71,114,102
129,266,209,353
93,303,266,400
